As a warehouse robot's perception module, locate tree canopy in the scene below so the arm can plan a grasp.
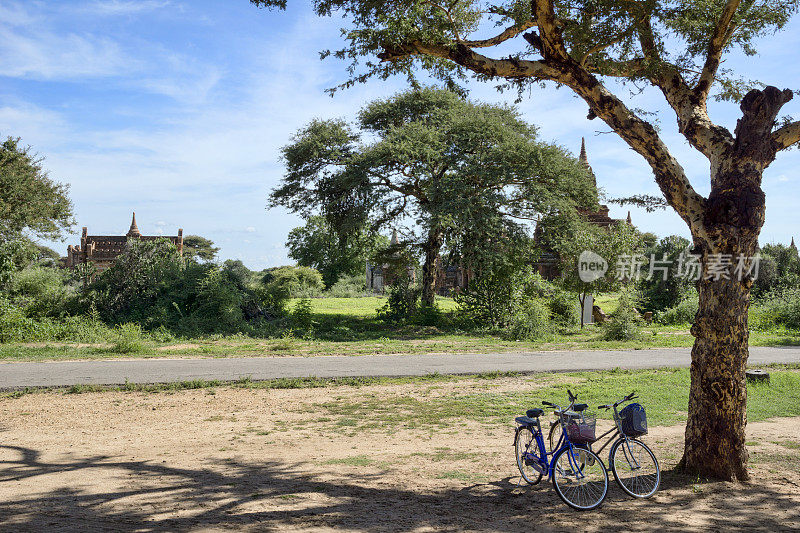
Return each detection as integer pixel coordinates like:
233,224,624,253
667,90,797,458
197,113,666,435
287,215,388,287
0,137,74,242
183,235,220,263
271,87,596,304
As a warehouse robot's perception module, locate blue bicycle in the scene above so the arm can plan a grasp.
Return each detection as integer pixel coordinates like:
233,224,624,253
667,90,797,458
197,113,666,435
514,397,609,510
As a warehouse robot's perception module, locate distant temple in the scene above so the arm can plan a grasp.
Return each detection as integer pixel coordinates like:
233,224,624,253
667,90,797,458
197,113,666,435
535,138,631,279
65,213,183,273
366,229,417,292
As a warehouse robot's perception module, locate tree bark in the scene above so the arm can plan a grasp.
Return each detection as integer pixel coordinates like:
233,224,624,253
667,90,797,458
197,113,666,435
680,259,753,481
421,227,443,308
678,87,789,480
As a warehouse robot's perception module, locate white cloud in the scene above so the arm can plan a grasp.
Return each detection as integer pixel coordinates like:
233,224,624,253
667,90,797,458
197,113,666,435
245,227,256,233
88,1,172,17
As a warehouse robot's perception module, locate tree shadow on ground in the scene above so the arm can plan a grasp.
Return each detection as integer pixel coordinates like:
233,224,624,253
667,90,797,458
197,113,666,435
0,445,797,532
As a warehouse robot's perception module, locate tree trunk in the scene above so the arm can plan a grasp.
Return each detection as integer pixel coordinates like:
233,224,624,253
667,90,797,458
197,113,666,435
421,227,443,308
679,267,752,481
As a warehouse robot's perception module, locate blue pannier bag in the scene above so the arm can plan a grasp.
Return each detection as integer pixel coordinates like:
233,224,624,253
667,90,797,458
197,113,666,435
619,403,647,437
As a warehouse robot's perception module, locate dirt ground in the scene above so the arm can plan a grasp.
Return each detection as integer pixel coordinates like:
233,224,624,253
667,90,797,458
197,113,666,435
0,380,798,532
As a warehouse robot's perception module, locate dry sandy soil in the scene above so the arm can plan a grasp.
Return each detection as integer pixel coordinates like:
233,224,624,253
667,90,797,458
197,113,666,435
0,379,798,532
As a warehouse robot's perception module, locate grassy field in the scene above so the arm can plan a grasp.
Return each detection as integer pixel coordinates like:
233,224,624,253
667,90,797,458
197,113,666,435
0,295,797,361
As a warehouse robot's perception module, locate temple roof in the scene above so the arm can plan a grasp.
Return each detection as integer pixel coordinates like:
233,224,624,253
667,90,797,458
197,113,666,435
127,212,141,237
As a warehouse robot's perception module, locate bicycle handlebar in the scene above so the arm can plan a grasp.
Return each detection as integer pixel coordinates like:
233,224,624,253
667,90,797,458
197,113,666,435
567,389,577,402
542,400,555,407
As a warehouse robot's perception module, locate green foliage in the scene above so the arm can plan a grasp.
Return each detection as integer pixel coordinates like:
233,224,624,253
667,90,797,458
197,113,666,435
750,288,800,330
327,273,365,298
637,235,695,312
291,298,315,330
376,276,420,322
272,88,595,297
753,243,800,299
251,0,799,105
603,288,643,341
7,266,78,318
657,291,700,325
0,136,74,241
456,266,577,338
287,216,387,287
182,235,220,263
262,265,324,298
109,323,147,354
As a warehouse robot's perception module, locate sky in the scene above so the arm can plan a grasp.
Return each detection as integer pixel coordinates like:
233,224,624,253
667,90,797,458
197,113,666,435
1,0,799,270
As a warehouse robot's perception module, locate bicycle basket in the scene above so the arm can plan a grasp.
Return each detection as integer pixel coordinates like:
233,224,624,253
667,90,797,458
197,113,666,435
565,415,597,444
619,403,648,437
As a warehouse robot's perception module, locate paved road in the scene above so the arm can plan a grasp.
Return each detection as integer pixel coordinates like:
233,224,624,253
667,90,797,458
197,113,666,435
1,346,798,389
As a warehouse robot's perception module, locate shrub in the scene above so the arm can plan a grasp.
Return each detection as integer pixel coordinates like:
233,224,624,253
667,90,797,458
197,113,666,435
508,298,552,340
656,291,699,325
8,266,77,318
604,289,642,340
262,266,324,298
750,288,800,330
109,322,147,354
291,298,314,330
377,276,420,322
456,267,578,333
327,274,365,298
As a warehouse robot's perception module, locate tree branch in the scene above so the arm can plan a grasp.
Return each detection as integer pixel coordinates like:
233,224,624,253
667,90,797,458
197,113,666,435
696,0,741,104
378,41,561,80
462,20,536,48
773,120,800,151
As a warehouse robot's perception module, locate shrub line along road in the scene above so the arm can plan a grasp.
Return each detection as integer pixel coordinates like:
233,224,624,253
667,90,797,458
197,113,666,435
0,347,799,389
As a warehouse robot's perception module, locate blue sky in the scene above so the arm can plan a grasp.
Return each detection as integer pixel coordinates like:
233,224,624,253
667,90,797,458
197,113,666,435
1,1,799,270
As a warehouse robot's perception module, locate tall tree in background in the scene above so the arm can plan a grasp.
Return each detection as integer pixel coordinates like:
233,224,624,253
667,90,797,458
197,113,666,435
271,88,594,306
287,215,388,287
252,0,800,481
0,137,74,242
183,235,220,263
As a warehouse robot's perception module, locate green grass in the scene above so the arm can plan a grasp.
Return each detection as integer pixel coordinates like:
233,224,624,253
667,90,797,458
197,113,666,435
322,455,374,466
0,295,797,362
309,368,800,430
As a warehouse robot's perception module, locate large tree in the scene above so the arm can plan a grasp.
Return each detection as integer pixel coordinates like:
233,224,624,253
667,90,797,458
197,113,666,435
252,0,800,481
271,88,594,306
0,137,74,242
287,215,388,287
183,235,220,263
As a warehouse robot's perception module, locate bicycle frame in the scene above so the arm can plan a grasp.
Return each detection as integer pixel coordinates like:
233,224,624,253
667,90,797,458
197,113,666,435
517,406,593,481
592,402,644,472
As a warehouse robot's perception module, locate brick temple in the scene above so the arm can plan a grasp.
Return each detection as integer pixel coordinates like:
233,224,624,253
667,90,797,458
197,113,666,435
65,213,183,272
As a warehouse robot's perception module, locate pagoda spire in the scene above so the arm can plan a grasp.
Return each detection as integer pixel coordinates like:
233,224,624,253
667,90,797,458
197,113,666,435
390,228,399,245
579,137,596,189
626,211,632,225
791,236,796,250
127,212,141,237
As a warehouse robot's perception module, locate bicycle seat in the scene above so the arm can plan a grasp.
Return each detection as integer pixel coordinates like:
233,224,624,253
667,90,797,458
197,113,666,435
574,404,588,412
515,416,539,426
526,408,544,418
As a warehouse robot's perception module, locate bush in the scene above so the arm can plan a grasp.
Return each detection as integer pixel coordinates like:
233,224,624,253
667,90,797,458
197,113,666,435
262,266,324,298
604,289,642,341
326,274,365,298
109,322,147,354
456,267,578,334
291,298,314,330
750,288,800,330
508,298,552,340
656,291,699,325
8,266,77,318
377,276,420,322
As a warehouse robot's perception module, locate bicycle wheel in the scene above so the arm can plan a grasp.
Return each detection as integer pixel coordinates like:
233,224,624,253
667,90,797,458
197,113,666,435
610,438,660,498
515,426,544,485
551,445,608,510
